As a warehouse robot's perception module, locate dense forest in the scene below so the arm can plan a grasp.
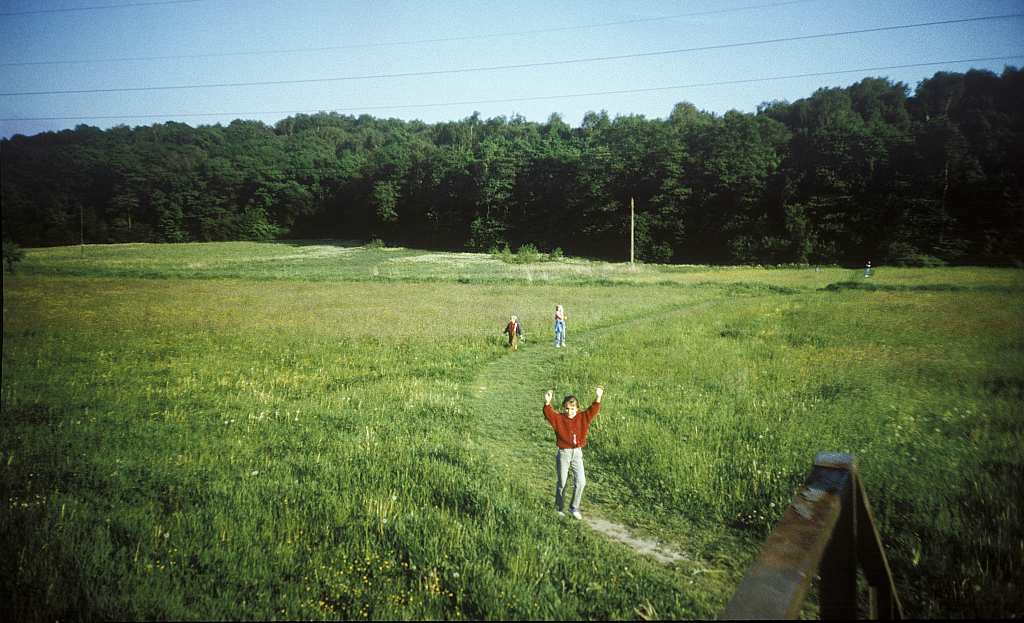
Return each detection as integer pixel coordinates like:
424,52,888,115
2,67,1022,265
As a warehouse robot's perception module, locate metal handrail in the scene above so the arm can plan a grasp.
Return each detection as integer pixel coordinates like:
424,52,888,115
720,452,903,620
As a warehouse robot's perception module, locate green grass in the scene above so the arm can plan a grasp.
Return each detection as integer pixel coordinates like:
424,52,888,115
3,241,1022,619
18,240,1024,290
580,290,1024,617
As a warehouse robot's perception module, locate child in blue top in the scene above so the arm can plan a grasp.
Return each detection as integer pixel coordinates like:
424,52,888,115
553,305,566,348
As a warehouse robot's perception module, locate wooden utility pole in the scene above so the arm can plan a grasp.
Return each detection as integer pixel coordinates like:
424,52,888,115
629,197,635,265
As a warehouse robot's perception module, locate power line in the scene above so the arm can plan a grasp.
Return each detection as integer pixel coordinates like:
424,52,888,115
1,0,815,67
4,55,1020,123
2,13,1020,97
0,0,204,17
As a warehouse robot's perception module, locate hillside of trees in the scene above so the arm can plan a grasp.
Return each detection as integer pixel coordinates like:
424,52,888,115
2,67,1022,265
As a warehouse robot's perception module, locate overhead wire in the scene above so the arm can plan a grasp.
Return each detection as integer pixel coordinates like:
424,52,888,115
0,0,203,17
4,55,1020,123
1,0,816,67
1,13,1022,96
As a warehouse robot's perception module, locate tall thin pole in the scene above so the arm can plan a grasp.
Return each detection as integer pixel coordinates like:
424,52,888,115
629,197,635,265
80,203,85,256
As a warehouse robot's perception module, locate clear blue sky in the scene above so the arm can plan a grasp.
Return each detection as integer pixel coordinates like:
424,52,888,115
1,0,1022,138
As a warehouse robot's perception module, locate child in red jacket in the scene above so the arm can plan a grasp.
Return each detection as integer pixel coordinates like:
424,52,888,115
543,386,603,519
503,315,524,350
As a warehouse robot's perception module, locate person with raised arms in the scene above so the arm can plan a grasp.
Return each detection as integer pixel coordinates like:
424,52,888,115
543,386,603,519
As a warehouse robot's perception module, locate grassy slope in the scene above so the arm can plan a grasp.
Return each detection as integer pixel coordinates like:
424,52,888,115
465,295,754,616
2,242,1023,619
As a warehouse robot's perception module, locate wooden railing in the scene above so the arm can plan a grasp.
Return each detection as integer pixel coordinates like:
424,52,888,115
720,452,903,620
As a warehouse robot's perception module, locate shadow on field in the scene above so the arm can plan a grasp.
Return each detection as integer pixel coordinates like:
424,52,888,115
823,281,1020,293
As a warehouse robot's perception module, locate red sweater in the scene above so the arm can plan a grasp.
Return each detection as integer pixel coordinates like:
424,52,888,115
543,402,601,449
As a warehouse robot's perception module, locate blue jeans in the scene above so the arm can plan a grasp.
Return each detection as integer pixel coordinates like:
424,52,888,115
553,320,565,346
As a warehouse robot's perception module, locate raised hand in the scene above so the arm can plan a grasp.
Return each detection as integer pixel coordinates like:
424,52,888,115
595,386,604,401
544,389,554,404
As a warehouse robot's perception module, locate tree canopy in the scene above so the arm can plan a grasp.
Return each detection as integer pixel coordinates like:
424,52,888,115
3,68,1022,265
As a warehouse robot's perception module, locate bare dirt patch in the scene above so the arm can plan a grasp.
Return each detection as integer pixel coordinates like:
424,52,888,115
584,516,689,565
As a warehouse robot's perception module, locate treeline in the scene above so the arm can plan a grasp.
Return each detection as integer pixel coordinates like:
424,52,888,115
2,67,1022,265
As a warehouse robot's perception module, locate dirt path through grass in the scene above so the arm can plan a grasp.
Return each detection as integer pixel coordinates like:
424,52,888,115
464,301,711,566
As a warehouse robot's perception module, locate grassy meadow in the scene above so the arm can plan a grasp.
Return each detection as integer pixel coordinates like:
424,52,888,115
2,241,1022,620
